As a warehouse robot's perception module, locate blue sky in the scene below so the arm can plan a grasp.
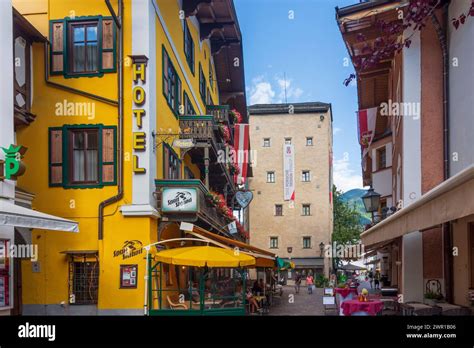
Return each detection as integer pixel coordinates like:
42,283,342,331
234,0,363,192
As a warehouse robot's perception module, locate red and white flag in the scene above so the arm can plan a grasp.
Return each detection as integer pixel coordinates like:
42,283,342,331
234,124,249,185
357,107,377,157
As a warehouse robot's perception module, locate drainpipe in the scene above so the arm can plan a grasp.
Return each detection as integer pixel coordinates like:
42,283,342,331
431,4,453,303
98,0,124,240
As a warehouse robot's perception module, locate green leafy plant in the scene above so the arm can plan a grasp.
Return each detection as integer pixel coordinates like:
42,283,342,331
424,291,443,300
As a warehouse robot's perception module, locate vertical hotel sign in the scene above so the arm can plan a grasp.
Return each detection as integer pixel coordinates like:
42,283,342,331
283,144,295,201
131,56,148,174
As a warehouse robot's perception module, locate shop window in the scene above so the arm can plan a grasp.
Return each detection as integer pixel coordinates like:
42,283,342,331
263,138,271,147
306,137,313,146
303,237,311,249
302,170,311,182
266,171,275,183
302,204,311,216
48,125,117,188
270,237,278,249
163,46,182,117
70,260,98,305
0,239,10,307
183,92,196,115
275,204,283,216
164,144,181,179
49,17,116,77
183,21,194,74
199,63,206,105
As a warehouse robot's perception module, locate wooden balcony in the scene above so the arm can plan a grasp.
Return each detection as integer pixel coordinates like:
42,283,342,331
155,179,233,235
178,111,236,196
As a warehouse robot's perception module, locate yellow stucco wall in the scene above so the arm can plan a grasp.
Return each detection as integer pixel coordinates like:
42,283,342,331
15,0,218,311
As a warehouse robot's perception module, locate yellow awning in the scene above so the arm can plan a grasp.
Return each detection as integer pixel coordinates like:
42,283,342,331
154,246,256,267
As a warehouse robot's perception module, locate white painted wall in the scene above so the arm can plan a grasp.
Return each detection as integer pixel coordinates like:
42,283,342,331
402,30,422,206
449,0,474,176
402,231,424,302
372,168,392,197
0,0,15,314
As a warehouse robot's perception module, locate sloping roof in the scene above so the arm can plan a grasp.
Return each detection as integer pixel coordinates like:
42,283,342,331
248,102,331,115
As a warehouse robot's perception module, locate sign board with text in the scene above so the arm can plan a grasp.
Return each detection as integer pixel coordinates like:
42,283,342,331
161,188,198,213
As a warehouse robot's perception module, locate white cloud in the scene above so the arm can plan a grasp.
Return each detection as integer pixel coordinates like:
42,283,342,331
248,75,304,105
249,76,275,105
276,77,303,102
333,154,363,192
333,127,342,135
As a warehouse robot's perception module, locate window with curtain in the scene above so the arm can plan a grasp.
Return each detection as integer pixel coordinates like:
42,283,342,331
266,171,275,183
302,204,311,216
69,21,99,73
270,237,278,249
69,129,99,184
164,145,181,179
303,237,311,249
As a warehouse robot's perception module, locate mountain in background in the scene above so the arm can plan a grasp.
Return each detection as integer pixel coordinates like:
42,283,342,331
340,188,371,225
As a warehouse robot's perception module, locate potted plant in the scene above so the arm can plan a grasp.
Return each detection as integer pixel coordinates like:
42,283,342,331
424,291,443,306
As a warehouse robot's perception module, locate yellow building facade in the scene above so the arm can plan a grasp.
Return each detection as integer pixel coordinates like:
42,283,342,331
13,0,248,315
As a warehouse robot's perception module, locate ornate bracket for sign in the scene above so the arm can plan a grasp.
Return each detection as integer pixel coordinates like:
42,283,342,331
151,131,180,150
152,131,195,160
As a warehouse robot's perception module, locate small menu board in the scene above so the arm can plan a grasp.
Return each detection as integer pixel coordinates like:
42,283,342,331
120,265,138,288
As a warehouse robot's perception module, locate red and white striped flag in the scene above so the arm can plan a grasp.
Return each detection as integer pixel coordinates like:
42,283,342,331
357,107,377,157
234,123,249,185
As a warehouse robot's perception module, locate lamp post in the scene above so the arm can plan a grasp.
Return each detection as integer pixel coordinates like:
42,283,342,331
287,247,292,282
362,187,381,224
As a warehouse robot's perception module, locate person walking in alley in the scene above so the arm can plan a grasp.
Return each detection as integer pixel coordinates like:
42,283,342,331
374,270,381,290
306,274,314,294
368,270,374,289
294,272,302,293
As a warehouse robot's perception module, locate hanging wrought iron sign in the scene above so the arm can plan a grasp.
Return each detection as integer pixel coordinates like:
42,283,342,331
234,190,253,209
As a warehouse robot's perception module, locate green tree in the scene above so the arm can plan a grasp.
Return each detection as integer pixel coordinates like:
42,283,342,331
332,185,364,269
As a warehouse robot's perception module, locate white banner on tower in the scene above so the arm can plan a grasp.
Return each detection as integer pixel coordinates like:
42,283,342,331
283,144,295,201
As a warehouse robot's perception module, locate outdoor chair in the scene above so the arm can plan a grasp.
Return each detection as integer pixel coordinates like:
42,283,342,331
166,295,200,310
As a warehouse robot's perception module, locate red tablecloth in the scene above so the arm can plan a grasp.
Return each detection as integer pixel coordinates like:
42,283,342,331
341,299,384,316
334,288,358,298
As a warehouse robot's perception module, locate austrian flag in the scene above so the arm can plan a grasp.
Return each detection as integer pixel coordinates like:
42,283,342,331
357,107,377,156
234,123,250,185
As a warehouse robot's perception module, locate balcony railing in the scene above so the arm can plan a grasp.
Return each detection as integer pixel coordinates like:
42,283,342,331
155,179,233,235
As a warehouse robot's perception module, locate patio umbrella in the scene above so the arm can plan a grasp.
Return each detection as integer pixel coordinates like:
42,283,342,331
154,246,256,267
276,257,295,270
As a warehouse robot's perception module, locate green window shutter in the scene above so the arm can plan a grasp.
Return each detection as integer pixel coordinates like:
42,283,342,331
49,20,66,75
49,127,64,186
101,126,117,185
101,17,116,73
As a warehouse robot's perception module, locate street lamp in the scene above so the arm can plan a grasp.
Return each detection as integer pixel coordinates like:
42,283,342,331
362,187,381,223
319,242,325,257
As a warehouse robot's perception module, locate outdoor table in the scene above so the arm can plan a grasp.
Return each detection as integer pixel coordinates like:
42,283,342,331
341,299,384,316
335,288,359,315
203,299,223,309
